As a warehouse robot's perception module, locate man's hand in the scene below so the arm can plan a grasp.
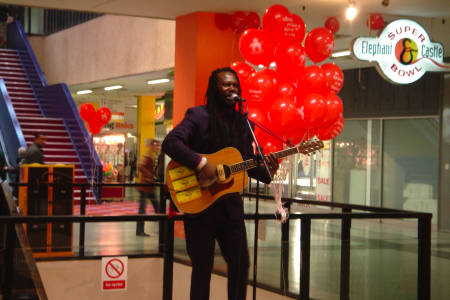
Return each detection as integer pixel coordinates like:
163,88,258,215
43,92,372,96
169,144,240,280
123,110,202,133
198,161,217,187
265,154,279,177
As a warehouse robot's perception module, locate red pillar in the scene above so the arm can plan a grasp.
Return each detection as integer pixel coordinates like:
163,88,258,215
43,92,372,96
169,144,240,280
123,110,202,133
173,12,242,125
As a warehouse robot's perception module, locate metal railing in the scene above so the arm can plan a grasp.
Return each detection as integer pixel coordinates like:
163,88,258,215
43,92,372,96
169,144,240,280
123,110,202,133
1,182,432,300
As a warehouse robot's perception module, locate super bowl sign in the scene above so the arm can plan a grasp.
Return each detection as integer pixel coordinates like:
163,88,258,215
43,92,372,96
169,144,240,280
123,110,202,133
352,19,449,84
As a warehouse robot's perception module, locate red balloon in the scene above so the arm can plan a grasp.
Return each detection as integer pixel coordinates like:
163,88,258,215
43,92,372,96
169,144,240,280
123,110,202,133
298,93,327,128
284,110,308,145
214,13,231,30
239,29,274,66
88,119,103,135
274,43,306,77
231,11,247,32
287,14,306,44
318,115,344,140
298,65,327,95
320,94,343,128
262,4,291,42
367,13,384,30
254,127,284,155
97,107,112,125
268,96,297,132
247,107,269,128
231,61,255,81
245,12,260,29
276,81,295,98
324,17,340,34
79,103,96,122
261,139,284,155
321,63,344,94
246,69,277,108
304,27,335,63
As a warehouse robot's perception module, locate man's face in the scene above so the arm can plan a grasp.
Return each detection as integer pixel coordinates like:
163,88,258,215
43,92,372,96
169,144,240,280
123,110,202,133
35,135,47,147
216,71,239,107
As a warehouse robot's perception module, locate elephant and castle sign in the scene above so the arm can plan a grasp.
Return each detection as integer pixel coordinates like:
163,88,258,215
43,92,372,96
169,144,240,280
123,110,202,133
352,19,449,84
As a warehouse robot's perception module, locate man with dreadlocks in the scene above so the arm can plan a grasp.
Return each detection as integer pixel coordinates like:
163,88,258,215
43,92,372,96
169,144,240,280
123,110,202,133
162,67,279,300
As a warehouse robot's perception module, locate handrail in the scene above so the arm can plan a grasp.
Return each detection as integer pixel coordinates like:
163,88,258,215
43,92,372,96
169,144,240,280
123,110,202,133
1,182,432,300
0,183,48,300
37,84,103,196
0,78,27,167
7,21,47,87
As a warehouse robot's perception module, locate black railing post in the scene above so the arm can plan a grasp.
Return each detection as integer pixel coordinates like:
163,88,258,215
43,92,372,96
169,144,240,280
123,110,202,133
340,215,351,300
78,184,86,257
418,215,431,300
280,201,290,292
163,216,174,300
158,184,166,255
299,217,311,300
3,223,15,299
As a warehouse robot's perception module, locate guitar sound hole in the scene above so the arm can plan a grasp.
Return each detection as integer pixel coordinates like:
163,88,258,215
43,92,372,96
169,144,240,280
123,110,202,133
222,165,231,180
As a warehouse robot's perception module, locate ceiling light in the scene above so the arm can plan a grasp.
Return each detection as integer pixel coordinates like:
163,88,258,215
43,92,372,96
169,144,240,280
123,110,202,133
332,50,351,58
76,89,92,95
147,78,170,85
104,85,123,91
345,3,358,21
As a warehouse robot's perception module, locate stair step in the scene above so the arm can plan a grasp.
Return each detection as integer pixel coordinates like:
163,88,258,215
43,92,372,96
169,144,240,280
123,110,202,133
0,55,21,62
14,107,41,114
12,103,40,110
17,115,62,122
20,122,65,129
5,86,32,93
7,90,34,96
0,61,23,68
0,73,28,81
0,65,25,72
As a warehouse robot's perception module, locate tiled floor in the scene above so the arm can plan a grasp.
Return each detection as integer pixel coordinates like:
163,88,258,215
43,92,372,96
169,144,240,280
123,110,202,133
68,188,450,300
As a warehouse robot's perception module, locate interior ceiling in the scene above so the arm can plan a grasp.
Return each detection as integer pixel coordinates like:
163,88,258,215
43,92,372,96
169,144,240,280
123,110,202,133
2,0,450,19
2,0,449,99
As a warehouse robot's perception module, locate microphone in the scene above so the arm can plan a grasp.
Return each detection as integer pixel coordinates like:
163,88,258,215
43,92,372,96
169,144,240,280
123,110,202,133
231,93,246,103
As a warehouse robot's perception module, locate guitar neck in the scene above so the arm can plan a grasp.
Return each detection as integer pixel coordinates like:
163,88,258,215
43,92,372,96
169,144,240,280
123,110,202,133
229,147,299,174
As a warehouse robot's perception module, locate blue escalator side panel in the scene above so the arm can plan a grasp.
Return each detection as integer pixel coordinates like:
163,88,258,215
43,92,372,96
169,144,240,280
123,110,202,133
0,79,27,166
5,21,102,199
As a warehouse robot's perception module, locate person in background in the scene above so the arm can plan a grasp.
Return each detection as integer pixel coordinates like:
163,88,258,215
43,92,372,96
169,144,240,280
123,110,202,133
22,132,46,164
136,138,161,236
11,147,26,198
161,67,279,300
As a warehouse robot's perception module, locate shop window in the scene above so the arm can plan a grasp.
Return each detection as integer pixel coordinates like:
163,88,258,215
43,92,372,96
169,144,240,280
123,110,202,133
383,118,439,223
333,120,382,206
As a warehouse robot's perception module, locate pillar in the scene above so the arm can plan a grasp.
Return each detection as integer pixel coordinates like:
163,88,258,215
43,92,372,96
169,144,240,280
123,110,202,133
173,12,242,125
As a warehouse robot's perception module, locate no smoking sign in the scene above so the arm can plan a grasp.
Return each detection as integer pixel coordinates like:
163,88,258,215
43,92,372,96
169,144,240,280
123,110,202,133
101,256,128,291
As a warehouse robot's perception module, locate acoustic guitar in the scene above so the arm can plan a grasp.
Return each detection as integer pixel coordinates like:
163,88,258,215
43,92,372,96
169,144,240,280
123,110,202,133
165,139,324,215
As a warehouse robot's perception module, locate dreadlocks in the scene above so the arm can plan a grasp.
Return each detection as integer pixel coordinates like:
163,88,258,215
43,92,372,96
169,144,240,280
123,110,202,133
205,67,246,152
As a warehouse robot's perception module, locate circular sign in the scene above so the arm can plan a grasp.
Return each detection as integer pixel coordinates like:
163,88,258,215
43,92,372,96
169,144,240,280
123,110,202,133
105,258,124,279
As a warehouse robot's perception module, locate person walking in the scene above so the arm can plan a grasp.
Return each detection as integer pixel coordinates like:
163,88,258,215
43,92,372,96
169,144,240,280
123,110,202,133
136,138,161,236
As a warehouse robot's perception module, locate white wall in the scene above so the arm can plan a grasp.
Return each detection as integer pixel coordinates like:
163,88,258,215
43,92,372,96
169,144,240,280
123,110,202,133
28,15,175,86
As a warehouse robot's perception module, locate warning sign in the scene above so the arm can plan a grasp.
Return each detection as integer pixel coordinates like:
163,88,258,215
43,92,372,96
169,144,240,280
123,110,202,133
101,256,128,291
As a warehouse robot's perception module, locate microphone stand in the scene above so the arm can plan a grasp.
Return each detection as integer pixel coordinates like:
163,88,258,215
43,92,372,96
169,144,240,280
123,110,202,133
237,99,272,300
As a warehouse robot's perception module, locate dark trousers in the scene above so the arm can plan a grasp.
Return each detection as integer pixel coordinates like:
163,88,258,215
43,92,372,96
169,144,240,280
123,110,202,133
136,191,159,234
184,195,250,300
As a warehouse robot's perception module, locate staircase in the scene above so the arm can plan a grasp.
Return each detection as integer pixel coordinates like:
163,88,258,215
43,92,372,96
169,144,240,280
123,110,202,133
0,48,95,204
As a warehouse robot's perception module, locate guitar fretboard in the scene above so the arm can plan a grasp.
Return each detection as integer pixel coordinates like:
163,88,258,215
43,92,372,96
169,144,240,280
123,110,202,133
229,147,299,174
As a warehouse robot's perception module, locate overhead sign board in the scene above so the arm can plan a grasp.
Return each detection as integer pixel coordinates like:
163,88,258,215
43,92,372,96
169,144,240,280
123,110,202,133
352,19,450,84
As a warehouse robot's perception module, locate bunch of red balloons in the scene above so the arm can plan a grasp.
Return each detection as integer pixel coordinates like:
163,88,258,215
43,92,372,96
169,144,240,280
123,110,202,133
79,103,112,135
233,4,344,154
215,11,260,32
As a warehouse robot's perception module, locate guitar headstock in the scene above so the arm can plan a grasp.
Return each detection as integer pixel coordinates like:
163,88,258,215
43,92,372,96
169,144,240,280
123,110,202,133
296,139,324,155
